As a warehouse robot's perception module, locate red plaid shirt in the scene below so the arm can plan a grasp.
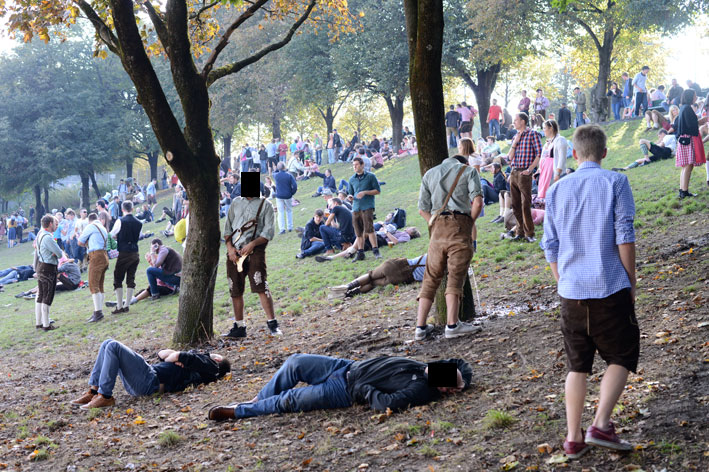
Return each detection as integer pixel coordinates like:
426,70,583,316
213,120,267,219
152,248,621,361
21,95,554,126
510,128,542,169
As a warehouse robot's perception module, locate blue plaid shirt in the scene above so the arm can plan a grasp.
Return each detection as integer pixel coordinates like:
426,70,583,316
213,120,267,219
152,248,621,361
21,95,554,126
540,161,635,299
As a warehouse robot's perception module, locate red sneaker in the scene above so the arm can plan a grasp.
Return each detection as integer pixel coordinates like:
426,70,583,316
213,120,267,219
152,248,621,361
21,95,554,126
563,430,591,459
585,422,633,451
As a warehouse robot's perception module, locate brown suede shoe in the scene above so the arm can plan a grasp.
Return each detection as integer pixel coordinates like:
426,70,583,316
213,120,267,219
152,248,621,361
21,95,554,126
110,307,128,315
70,390,96,406
208,405,235,422
80,394,115,410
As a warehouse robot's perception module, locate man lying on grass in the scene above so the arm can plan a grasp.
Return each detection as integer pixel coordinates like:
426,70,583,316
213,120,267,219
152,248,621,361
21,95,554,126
70,339,230,409
208,354,471,421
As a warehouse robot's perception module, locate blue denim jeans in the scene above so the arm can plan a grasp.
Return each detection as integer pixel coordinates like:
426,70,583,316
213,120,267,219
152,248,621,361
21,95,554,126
338,179,349,192
488,119,500,138
612,102,622,120
575,112,584,127
89,339,160,397
302,241,326,257
235,354,353,418
315,150,322,165
0,270,18,285
276,198,293,231
146,267,181,295
319,225,343,250
327,148,335,164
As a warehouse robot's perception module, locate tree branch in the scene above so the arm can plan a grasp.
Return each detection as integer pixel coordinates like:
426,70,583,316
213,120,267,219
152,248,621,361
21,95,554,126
190,0,220,20
206,0,317,87
333,91,351,118
568,14,601,51
141,1,169,46
200,0,269,79
73,0,121,55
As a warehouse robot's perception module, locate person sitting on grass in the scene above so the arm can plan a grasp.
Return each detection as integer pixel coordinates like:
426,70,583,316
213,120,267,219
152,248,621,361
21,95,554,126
490,164,510,223
20,255,82,299
296,209,326,259
541,124,638,459
310,169,337,197
329,254,427,299
319,198,355,255
207,353,471,421
644,109,670,131
612,128,676,172
70,338,230,409
146,239,182,300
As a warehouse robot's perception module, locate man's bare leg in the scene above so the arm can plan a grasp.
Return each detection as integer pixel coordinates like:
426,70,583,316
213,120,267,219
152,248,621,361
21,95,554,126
257,292,275,321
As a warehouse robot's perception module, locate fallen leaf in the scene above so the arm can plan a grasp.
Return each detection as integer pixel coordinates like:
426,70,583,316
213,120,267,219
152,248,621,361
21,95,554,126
500,455,516,464
502,461,519,471
546,454,568,464
133,416,145,425
405,438,418,446
301,458,312,466
536,443,552,454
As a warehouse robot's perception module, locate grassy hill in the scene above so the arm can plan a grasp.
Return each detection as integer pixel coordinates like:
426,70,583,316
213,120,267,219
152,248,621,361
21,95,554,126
0,119,707,471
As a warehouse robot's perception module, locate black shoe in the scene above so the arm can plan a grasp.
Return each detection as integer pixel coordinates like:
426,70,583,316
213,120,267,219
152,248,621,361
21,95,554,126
15,292,27,299
150,294,160,301
372,249,382,259
525,236,537,243
105,301,118,307
684,190,697,197
510,234,524,241
42,324,59,331
352,251,365,263
345,287,361,298
87,311,104,323
611,167,625,172
315,255,332,263
679,189,685,199
267,319,282,336
221,324,246,339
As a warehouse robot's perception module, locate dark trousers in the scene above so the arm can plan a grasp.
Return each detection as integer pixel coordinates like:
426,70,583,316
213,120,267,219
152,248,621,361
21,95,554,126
113,251,140,289
634,92,647,116
509,169,534,238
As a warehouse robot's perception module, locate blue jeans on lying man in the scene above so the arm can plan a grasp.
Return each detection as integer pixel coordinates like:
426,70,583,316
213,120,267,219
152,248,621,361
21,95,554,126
146,267,181,296
89,339,160,397
235,354,353,418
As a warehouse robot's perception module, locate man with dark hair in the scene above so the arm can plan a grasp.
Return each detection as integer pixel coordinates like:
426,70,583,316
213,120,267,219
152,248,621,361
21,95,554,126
445,104,460,147
207,354,472,421
109,201,142,314
318,198,355,256
557,103,572,131
632,66,650,117
71,338,230,409
666,78,683,107
146,238,182,300
506,113,542,243
78,213,109,323
34,214,63,331
296,209,326,259
348,157,381,262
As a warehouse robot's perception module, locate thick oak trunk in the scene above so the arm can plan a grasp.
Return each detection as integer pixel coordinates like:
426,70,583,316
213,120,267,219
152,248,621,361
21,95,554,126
43,187,49,215
220,135,232,174
385,96,405,153
322,106,335,137
33,185,44,227
272,115,282,140
79,172,91,210
459,63,501,139
405,0,476,324
89,168,102,198
591,29,614,122
126,159,133,180
148,151,159,181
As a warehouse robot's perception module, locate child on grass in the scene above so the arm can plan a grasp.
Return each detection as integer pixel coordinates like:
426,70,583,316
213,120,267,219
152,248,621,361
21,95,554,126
540,124,639,459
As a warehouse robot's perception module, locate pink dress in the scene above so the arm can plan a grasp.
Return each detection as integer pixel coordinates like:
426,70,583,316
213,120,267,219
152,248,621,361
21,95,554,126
536,143,554,199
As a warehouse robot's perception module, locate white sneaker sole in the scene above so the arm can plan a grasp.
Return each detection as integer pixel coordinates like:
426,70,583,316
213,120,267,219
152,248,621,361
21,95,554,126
444,326,482,339
585,436,632,451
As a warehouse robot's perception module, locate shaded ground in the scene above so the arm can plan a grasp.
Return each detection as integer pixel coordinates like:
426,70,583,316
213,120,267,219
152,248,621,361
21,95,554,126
0,206,706,471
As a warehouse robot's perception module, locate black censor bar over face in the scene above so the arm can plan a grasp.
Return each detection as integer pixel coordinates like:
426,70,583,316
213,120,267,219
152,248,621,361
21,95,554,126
241,172,261,198
427,361,458,388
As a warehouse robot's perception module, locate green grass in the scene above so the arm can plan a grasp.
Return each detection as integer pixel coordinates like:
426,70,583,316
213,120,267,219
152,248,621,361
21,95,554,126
157,430,183,448
482,409,516,429
0,119,706,351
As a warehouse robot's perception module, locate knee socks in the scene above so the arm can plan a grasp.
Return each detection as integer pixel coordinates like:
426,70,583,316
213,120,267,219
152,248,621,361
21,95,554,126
35,302,42,326
41,303,50,328
126,288,134,306
92,293,101,312
115,287,123,309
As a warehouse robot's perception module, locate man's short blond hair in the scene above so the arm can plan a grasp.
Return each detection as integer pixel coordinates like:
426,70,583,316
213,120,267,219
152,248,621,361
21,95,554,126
573,124,606,161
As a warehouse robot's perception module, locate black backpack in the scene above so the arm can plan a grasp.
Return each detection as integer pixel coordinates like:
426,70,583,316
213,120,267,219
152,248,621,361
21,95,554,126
391,208,407,229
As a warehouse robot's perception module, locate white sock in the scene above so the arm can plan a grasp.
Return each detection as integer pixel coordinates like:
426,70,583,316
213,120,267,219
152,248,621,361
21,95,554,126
125,288,134,306
235,320,246,328
41,303,50,328
99,292,105,309
129,297,138,305
115,288,123,309
35,302,42,326
92,293,101,311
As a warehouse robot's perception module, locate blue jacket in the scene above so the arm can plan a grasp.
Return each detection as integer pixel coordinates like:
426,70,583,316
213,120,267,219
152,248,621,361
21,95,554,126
273,171,298,199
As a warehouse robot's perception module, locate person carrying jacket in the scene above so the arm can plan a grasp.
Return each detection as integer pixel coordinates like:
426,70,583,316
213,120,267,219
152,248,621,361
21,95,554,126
207,354,471,421
70,338,230,409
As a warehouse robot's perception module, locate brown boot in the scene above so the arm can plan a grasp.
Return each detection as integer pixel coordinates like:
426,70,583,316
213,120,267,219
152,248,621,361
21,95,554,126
87,311,104,323
71,389,97,406
80,393,115,410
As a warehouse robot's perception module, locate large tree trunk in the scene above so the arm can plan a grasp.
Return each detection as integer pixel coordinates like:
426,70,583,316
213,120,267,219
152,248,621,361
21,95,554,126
220,135,232,173
148,151,159,181
272,114,282,140
79,171,91,210
43,187,49,215
126,159,133,180
591,28,614,122
384,95,405,153
89,168,102,198
321,105,335,137
405,0,476,324
463,63,501,139
33,185,44,227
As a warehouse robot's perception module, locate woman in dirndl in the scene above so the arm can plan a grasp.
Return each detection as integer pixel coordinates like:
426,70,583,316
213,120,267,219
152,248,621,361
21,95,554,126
674,89,706,199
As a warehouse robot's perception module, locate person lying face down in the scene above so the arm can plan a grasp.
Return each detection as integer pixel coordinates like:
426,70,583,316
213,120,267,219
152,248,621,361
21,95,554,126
208,354,472,421
70,338,230,410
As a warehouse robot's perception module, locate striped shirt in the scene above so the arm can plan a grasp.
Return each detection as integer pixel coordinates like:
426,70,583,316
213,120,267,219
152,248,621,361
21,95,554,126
540,161,636,299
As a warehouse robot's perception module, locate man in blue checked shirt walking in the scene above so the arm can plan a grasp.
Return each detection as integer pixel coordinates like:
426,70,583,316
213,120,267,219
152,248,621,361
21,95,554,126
541,124,638,460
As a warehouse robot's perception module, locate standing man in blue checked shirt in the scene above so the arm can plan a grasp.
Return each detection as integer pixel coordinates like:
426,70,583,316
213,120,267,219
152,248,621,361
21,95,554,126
541,124,638,459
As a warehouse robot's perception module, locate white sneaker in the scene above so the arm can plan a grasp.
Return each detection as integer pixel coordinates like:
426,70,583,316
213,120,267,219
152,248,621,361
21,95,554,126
414,324,434,341
444,321,482,339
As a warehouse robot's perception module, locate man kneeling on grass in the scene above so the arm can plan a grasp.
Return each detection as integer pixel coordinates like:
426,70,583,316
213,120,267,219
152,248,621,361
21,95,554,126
207,354,471,421
70,339,230,409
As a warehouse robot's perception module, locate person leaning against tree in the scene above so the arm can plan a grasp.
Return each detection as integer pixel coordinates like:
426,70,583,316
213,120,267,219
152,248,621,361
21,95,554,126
415,154,483,341
506,112,542,243
78,212,110,323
